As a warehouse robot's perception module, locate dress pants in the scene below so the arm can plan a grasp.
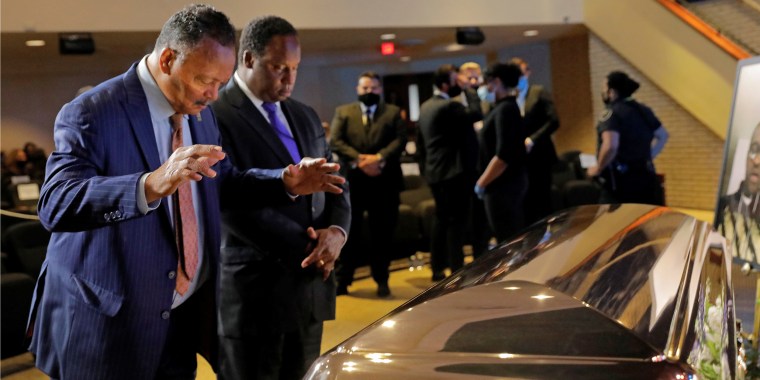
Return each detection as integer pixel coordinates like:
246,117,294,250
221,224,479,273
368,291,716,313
336,170,398,288
430,174,471,274
219,316,323,380
155,283,212,380
483,172,528,243
602,166,664,206
524,162,554,225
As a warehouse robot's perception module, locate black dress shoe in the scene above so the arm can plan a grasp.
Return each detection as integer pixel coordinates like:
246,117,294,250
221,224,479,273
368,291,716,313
376,284,391,298
431,271,446,282
337,285,349,296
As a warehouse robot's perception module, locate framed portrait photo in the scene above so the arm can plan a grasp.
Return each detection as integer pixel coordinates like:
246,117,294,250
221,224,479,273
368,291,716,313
714,55,760,265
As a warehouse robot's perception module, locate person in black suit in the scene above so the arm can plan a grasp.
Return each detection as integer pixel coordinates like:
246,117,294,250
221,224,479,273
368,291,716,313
456,62,485,122
330,71,406,297
417,64,479,281
474,62,528,242
211,16,351,380
457,62,492,258
510,57,560,224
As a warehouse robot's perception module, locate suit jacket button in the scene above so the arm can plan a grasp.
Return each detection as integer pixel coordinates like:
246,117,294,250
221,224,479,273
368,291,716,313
168,271,176,279
115,210,122,218
311,206,316,213
161,311,171,320
104,213,111,221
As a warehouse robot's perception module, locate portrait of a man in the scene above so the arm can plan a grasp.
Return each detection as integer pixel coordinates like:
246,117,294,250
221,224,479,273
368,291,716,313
715,56,760,265
716,122,760,264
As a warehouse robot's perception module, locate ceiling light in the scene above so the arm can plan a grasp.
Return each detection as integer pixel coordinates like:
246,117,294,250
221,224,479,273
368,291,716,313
400,56,411,62
381,320,396,328
523,30,539,37
503,286,520,290
531,294,554,300
445,44,465,52
380,33,396,41
25,40,46,47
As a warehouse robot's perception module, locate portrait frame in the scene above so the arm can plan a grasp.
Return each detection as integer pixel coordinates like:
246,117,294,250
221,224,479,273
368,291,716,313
714,55,760,266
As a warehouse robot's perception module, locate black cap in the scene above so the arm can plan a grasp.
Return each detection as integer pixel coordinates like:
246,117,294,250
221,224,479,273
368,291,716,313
607,71,640,98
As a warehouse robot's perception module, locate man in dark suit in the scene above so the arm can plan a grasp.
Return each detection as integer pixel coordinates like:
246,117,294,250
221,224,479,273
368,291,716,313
510,57,560,224
330,72,406,297
27,6,344,380
456,62,485,122
211,16,351,380
417,64,479,281
456,62,492,258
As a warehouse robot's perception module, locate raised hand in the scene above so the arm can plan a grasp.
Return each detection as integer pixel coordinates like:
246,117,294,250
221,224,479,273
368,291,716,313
145,144,226,203
283,157,345,195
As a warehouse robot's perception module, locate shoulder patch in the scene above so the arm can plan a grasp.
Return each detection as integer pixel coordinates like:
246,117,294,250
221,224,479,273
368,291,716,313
600,109,613,122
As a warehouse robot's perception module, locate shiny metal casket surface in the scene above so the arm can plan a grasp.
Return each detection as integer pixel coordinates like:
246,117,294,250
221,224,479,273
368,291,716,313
306,204,741,379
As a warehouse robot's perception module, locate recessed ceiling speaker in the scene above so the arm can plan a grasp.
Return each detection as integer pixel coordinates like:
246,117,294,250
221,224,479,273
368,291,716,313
59,33,95,55
456,27,485,45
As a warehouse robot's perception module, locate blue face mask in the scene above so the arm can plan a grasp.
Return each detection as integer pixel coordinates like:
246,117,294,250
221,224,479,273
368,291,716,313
477,85,495,103
517,76,529,95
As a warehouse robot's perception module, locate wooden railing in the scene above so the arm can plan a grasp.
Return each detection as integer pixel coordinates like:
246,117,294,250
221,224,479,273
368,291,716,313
656,0,752,60
0,209,40,220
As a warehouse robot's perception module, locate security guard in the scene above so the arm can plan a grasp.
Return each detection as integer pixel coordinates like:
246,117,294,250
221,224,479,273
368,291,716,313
587,71,669,205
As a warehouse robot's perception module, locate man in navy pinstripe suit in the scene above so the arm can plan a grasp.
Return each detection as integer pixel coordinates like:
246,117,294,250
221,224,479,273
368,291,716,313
26,5,344,379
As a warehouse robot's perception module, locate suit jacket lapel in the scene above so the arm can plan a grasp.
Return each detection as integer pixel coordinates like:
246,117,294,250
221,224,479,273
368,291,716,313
280,100,308,159
351,102,364,125
368,101,387,137
525,84,542,114
350,103,370,147
227,81,294,165
188,112,210,146
123,64,161,170
122,63,172,232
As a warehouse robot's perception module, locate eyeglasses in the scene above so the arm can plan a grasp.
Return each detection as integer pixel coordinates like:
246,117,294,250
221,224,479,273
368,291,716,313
749,144,760,161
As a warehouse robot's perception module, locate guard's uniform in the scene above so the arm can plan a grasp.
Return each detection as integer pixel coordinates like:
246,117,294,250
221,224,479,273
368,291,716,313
596,98,665,205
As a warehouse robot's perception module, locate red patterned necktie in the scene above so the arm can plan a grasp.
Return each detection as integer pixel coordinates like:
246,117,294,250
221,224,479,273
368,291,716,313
170,113,198,295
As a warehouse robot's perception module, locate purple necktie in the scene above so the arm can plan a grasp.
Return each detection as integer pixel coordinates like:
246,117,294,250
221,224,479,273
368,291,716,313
262,102,301,163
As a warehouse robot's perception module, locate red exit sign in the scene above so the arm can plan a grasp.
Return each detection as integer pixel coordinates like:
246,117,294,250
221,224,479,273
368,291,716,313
381,42,395,55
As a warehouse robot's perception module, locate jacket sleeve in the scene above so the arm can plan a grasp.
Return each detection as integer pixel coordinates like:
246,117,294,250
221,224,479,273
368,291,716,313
529,88,560,142
38,100,147,232
329,106,361,161
377,106,408,161
320,108,352,233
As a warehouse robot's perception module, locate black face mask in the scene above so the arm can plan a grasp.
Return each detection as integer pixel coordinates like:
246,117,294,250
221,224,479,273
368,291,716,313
447,84,462,98
358,93,380,107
